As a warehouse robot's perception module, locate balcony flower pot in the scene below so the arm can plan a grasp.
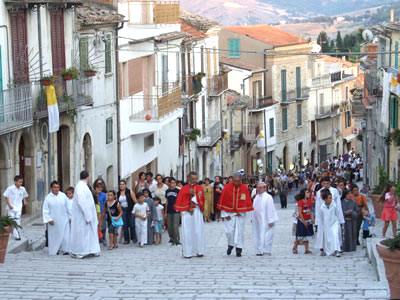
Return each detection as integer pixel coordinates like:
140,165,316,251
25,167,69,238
61,67,79,81
0,216,20,264
86,70,97,77
369,193,384,218
41,75,56,87
376,237,400,299
62,74,73,81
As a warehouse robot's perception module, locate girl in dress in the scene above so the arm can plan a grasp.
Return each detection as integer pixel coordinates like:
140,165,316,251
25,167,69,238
380,184,399,238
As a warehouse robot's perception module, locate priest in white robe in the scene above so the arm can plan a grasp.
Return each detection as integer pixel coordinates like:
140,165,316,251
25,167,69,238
251,183,279,256
70,171,100,259
42,181,71,255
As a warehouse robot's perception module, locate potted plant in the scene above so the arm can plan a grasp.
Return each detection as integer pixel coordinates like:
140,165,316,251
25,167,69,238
189,128,201,141
0,216,21,264
392,129,400,147
85,65,98,77
384,131,393,146
41,75,56,86
376,234,400,299
60,67,79,81
356,132,363,142
370,167,390,218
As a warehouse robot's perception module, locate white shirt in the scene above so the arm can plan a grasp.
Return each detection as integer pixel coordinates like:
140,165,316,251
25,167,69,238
3,184,28,212
155,204,164,221
132,203,149,219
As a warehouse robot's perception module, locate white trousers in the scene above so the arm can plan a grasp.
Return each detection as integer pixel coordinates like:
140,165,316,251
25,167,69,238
181,207,205,257
223,212,246,249
8,210,21,239
135,220,147,244
263,225,275,254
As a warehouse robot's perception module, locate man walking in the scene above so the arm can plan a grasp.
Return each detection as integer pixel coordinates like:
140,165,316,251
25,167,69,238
174,172,205,258
252,183,279,256
165,178,181,245
218,173,253,257
70,171,100,259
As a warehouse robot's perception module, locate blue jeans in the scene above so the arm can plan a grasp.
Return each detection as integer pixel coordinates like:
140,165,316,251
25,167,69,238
122,207,137,243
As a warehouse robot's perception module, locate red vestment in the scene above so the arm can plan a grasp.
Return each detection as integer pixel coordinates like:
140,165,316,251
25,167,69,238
173,184,205,212
217,182,253,213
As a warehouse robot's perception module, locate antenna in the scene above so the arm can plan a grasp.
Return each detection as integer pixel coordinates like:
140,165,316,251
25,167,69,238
362,30,374,42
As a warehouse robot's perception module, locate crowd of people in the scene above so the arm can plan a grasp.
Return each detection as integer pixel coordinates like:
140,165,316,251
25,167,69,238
3,149,400,259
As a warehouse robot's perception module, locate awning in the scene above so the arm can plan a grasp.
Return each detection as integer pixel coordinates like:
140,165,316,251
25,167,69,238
343,134,356,142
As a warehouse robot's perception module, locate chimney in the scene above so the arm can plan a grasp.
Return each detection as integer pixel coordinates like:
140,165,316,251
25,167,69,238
391,8,395,23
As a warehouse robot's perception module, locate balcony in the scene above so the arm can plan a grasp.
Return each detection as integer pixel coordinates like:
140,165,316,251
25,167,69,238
34,79,93,119
230,131,244,151
207,73,228,97
243,123,259,141
182,75,194,97
197,120,221,147
130,83,182,120
0,85,33,135
283,87,310,102
124,0,180,25
315,105,340,120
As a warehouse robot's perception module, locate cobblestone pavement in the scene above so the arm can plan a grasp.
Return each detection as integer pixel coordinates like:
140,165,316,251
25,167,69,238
1,194,389,300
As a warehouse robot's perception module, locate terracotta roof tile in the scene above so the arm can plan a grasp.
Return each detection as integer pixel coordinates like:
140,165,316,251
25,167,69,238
77,5,125,25
179,20,207,42
219,56,265,72
320,55,356,67
223,24,307,47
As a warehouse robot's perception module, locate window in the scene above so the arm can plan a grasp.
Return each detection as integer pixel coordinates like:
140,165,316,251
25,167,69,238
105,34,112,73
296,67,301,98
79,37,89,71
297,103,302,126
50,10,66,76
281,69,287,101
396,41,399,70
282,107,288,131
390,97,399,129
345,111,352,128
228,39,240,58
106,118,113,144
10,9,29,84
144,134,155,151
269,118,274,137
267,151,273,175
311,120,316,142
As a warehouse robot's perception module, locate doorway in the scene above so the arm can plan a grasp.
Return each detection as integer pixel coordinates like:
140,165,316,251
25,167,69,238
57,125,70,191
283,146,288,172
83,133,93,178
298,142,303,169
202,151,207,179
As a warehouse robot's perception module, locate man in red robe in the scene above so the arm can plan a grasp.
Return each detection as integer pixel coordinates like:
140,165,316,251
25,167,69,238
174,171,205,258
218,173,253,257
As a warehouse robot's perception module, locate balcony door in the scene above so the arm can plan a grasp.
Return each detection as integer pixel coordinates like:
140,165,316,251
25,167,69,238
50,9,66,93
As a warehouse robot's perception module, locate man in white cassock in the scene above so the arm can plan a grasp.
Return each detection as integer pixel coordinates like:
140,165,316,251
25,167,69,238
42,181,71,255
70,171,100,259
251,183,279,256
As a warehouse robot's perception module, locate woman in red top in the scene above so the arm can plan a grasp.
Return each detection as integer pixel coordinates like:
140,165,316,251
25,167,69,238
293,188,315,254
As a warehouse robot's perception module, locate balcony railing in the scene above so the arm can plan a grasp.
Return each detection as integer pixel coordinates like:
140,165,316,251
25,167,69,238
312,74,331,87
34,79,93,119
283,87,310,102
0,85,33,135
130,84,182,120
315,105,340,120
207,74,228,96
182,76,194,97
230,131,244,151
197,120,221,147
125,0,180,25
243,123,260,141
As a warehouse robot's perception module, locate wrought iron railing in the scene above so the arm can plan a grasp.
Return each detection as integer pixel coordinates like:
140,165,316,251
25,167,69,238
197,120,221,147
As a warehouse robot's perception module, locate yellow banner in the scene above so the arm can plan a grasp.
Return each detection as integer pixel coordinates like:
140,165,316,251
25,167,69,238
46,85,58,106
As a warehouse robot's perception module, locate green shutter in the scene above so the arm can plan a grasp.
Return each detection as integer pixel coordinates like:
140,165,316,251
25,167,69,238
395,41,399,70
105,34,112,74
396,98,399,128
0,45,3,122
390,97,396,129
281,70,287,101
282,107,287,131
228,39,240,58
296,67,301,98
269,118,274,137
297,103,302,126
79,38,89,71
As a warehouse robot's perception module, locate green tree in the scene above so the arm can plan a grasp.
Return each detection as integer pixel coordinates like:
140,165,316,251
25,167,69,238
336,31,343,57
329,40,335,53
317,31,330,53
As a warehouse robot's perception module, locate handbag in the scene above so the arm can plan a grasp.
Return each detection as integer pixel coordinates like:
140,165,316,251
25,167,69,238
106,202,124,227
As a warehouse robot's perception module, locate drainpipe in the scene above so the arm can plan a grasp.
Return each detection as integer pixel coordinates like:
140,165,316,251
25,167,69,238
0,25,11,87
116,22,124,183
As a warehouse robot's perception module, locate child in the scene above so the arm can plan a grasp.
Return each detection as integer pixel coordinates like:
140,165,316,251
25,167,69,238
143,188,156,245
101,190,122,250
132,192,149,247
3,175,29,240
65,187,74,211
315,189,342,257
362,207,376,245
154,197,164,245
294,190,315,255
341,190,358,252
380,184,399,238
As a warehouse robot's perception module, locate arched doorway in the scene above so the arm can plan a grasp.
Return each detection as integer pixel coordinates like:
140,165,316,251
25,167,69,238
298,142,303,169
83,133,93,178
283,146,288,172
57,125,70,191
311,149,315,166
336,142,340,156
106,165,114,190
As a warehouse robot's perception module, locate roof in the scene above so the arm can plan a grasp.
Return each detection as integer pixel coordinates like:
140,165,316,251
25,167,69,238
77,5,125,25
219,56,265,72
225,90,251,106
223,24,307,47
155,31,189,43
320,55,356,67
179,21,207,43
180,11,219,33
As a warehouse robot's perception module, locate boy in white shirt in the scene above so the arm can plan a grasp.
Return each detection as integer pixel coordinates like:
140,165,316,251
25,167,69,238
132,192,149,247
153,197,164,245
3,176,28,240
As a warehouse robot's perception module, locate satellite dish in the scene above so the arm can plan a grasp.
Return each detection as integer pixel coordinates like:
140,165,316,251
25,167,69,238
362,30,374,42
311,44,322,53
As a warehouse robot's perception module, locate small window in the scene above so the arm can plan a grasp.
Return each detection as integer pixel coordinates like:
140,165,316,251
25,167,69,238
106,118,113,144
105,34,112,74
297,103,302,126
269,118,274,137
144,134,155,151
282,108,288,131
228,39,240,58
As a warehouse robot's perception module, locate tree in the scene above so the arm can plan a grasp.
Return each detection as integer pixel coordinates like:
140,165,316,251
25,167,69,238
317,31,330,53
329,40,335,53
336,31,343,57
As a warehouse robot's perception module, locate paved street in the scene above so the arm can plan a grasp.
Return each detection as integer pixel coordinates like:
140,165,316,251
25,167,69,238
0,191,389,300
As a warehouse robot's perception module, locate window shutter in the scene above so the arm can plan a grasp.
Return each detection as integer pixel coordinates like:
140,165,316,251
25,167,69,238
395,41,399,70
297,103,302,126
228,39,240,58
269,118,274,137
281,70,287,101
390,97,394,128
50,10,66,76
10,10,29,84
282,107,287,131
396,98,399,128
296,67,301,98
105,34,112,74
79,38,89,71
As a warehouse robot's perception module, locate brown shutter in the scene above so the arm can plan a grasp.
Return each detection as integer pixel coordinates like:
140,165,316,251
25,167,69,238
128,57,143,95
50,10,66,75
10,9,29,84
